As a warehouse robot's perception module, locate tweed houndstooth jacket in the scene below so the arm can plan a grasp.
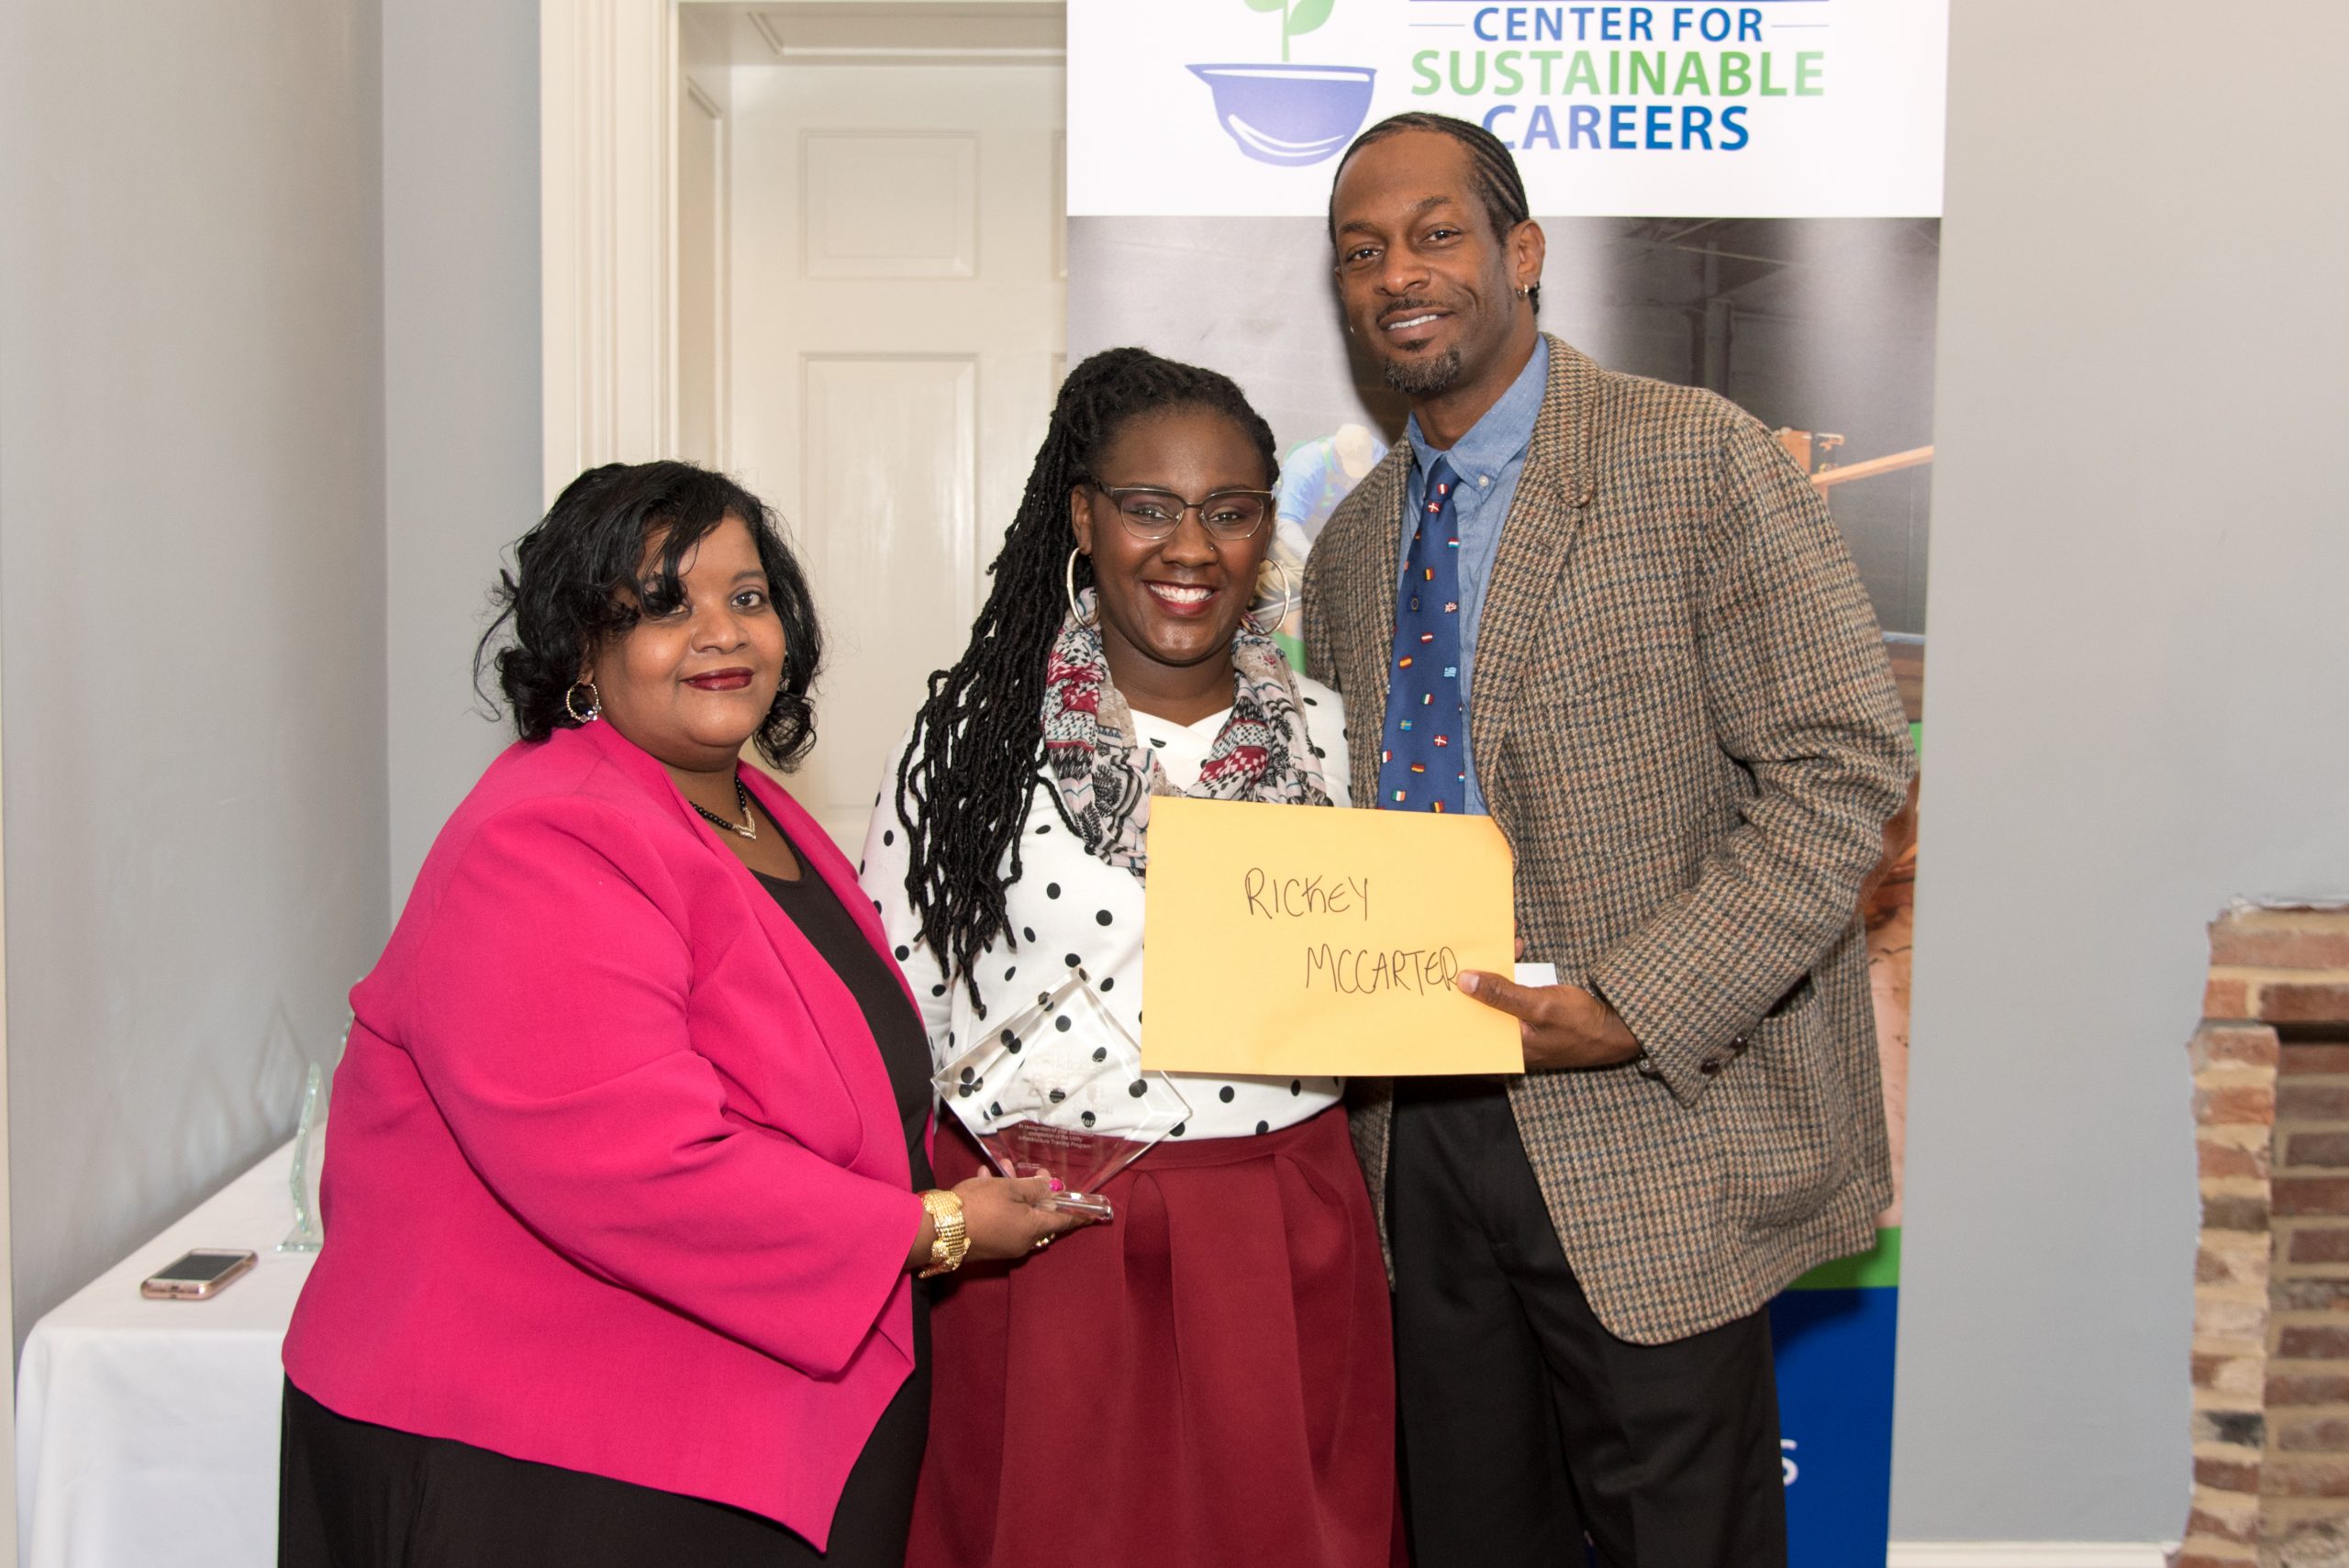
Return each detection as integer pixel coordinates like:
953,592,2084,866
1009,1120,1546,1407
1304,336,1914,1345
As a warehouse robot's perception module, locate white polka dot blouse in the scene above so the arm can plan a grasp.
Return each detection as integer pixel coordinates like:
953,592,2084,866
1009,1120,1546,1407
859,677,1353,1142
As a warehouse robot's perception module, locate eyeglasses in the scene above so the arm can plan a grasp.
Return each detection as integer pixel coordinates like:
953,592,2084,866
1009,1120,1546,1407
1090,483,1275,543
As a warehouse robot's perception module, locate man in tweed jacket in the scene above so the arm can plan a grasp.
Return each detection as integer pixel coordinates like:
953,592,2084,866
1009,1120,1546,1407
1306,116,1913,1567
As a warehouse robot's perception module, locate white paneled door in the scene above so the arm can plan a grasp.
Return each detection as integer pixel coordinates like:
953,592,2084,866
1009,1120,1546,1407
728,62,1066,851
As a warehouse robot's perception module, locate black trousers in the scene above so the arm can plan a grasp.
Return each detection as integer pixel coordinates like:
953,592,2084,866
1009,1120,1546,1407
280,1304,929,1567
1388,1079,1786,1568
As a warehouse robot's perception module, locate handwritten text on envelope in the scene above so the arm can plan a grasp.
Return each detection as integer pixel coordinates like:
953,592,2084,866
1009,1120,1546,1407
1140,796,1520,1076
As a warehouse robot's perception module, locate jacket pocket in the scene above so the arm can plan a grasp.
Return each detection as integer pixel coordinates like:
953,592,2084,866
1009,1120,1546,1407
1709,987,1855,1234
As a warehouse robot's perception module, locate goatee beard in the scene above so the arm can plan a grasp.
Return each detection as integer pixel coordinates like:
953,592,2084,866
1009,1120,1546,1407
1381,347,1464,397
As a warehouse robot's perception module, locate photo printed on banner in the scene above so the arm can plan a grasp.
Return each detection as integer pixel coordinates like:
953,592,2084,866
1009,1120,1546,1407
1072,210,1932,1217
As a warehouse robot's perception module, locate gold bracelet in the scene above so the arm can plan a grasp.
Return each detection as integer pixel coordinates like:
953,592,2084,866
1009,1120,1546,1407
918,1189,969,1279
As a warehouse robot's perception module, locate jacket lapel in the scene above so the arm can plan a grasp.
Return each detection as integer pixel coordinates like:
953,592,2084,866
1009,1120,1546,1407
1465,336,1598,803
728,768,923,1155
1341,440,1413,807
574,722,911,1169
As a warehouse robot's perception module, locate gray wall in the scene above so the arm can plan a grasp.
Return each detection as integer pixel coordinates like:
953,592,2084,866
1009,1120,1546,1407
1890,0,2349,1541
382,0,541,911
0,0,389,1340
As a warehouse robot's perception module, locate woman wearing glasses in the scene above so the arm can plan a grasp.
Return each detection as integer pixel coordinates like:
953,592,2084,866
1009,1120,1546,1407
861,349,1397,1568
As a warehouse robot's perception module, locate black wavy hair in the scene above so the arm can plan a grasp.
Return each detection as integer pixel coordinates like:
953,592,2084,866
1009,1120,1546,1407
1329,111,1541,312
473,460,824,769
896,348,1280,1006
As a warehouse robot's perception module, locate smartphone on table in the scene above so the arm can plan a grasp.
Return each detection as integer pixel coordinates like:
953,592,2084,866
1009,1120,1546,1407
140,1249,258,1300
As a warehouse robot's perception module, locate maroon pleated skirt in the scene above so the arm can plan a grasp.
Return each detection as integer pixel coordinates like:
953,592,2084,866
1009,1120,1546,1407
908,1106,1399,1568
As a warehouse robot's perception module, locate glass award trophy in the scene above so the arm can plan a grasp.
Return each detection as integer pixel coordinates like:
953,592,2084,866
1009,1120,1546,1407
932,970,1190,1220
278,1014,349,1253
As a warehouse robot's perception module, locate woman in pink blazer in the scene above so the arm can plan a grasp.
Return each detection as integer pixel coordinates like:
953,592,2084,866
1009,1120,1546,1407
280,462,1079,1568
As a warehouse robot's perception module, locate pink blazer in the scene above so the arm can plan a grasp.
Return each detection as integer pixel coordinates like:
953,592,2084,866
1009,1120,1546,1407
283,720,929,1548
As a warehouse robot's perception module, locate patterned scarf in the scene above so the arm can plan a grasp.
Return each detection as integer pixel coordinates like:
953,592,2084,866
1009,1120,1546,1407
1041,589,1334,877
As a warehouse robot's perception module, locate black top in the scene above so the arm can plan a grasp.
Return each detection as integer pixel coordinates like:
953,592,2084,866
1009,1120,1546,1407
754,851,934,1193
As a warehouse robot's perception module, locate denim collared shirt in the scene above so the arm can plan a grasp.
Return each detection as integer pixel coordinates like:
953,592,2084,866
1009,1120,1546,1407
1397,338,1549,816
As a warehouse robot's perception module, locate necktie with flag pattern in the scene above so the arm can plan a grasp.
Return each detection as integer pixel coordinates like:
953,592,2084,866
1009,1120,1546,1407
1375,455,1466,815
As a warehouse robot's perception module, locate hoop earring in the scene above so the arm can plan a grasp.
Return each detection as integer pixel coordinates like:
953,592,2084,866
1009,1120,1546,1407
1246,557,1295,633
1064,549,1097,627
564,680,602,724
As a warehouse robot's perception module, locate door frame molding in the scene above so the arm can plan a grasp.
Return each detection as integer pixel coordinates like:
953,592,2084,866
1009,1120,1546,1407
540,0,678,506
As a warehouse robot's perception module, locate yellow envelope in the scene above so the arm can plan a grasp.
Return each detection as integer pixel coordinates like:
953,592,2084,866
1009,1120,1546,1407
1140,796,1520,1076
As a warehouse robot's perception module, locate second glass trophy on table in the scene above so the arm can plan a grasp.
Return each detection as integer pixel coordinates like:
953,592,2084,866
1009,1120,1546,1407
932,970,1190,1220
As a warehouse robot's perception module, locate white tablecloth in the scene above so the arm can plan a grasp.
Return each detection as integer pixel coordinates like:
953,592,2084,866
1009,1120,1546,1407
17,1134,314,1568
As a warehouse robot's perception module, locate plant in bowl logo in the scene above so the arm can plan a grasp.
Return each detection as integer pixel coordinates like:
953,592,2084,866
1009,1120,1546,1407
1189,0,1375,168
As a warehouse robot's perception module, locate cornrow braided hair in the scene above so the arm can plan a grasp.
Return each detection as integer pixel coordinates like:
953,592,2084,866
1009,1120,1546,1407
1330,111,1541,313
896,347,1280,1009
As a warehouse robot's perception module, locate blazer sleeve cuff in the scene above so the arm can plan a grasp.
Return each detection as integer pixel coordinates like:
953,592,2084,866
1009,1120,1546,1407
1589,943,1738,1107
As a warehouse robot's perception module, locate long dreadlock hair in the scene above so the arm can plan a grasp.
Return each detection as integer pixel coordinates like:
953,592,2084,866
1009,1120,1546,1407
896,347,1281,1007
1329,111,1542,313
